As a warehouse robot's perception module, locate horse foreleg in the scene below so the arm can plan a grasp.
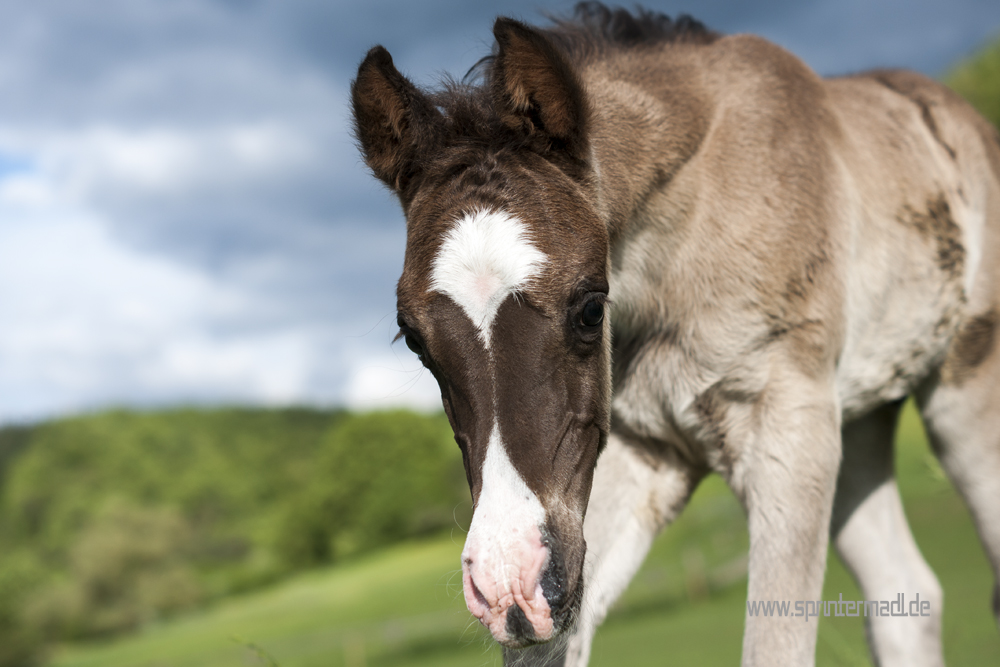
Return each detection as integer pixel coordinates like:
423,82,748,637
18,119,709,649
503,432,700,667
728,387,841,667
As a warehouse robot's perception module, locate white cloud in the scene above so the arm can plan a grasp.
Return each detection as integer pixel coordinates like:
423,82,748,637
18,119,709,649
0,123,315,206
343,355,442,413
142,332,311,404
0,153,420,422
0,191,316,420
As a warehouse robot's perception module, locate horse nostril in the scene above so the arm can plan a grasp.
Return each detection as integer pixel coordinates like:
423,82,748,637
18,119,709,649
470,577,490,609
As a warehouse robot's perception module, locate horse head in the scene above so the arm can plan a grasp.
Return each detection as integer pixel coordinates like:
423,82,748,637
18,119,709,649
352,17,609,647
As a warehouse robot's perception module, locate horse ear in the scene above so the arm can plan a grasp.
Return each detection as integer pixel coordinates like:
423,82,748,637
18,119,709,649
351,46,439,192
491,17,588,158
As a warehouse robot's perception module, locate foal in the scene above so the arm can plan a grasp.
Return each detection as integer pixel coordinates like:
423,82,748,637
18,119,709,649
351,4,1000,665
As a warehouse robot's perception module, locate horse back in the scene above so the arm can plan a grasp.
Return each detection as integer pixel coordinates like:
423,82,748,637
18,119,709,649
597,33,1000,426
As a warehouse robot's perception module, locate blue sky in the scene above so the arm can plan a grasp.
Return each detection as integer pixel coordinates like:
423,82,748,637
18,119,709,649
0,0,998,423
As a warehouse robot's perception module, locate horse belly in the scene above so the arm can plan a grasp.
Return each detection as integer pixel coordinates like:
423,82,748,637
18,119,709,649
835,214,969,421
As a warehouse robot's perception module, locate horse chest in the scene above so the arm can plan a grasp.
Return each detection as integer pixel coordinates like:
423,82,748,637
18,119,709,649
609,303,772,471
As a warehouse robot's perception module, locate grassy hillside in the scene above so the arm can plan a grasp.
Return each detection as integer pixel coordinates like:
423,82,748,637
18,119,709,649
0,408,466,664
44,402,1000,666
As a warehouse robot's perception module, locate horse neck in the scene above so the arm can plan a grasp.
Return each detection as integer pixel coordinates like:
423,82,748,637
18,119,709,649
582,51,712,244
581,50,721,368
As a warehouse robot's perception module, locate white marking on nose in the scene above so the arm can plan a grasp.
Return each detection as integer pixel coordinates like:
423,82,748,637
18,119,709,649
429,209,548,347
463,423,545,604
473,423,547,551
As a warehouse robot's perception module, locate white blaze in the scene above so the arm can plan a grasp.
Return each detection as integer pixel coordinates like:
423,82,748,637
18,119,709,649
432,209,551,625
465,423,547,591
429,209,547,346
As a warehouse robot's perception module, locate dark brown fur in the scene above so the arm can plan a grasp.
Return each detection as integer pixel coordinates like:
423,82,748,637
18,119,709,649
942,309,998,385
896,194,966,280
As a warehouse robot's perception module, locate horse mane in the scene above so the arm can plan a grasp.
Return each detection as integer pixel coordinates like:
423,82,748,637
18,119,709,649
421,3,717,157
465,2,718,83
549,2,719,52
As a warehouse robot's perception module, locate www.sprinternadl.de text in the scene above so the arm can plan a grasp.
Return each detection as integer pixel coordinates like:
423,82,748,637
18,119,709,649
747,593,932,621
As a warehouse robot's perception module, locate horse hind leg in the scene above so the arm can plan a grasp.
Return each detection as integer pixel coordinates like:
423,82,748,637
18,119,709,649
917,314,1000,633
832,401,945,667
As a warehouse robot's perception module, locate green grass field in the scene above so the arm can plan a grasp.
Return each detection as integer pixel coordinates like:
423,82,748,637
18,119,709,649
46,402,1000,666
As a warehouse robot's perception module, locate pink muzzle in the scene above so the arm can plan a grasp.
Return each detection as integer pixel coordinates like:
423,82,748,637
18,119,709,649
461,523,555,644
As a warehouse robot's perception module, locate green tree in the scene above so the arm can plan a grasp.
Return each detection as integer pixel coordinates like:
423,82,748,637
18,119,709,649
0,553,45,666
24,503,202,639
274,411,467,566
0,406,471,660
946,34,1000,128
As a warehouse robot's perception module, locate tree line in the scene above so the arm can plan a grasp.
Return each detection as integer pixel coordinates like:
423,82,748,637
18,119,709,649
0,407,468,665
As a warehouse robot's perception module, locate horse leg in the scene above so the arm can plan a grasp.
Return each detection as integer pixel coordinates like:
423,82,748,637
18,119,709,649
503,432,700,667
917,331,1000,632
831,401,944,666
727,384,841,667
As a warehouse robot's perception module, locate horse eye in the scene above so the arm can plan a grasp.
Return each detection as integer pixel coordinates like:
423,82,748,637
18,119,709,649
404,333,424,356
581,300,604,327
